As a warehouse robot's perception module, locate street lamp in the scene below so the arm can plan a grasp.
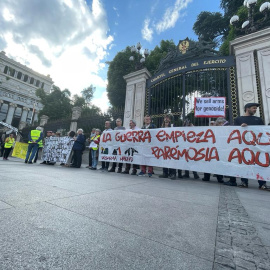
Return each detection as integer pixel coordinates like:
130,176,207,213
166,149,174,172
129,42,149,70
230,0,270,35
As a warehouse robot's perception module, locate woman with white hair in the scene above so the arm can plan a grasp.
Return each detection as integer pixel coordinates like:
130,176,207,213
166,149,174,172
70,128,86,168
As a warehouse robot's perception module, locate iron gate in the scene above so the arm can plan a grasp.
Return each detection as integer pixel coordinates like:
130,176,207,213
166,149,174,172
146,56,238,127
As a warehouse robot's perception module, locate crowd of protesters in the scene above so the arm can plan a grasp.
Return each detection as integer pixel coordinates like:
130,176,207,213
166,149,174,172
1,102,269,191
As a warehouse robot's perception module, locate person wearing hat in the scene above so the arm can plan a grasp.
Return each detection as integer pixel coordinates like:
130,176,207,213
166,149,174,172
224,103,270,190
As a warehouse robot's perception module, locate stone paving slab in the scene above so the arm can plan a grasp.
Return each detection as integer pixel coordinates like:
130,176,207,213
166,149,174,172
1,157,270,269
49,189,218,261
119,183,220,207
0,202,212,270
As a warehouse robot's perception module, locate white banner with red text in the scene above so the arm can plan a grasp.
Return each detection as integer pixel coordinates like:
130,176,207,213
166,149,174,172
99,126,270,181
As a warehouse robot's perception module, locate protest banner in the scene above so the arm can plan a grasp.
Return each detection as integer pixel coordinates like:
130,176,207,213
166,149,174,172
194,97,226,118
99,127,270,181
42,137,74,163
11,142,28,159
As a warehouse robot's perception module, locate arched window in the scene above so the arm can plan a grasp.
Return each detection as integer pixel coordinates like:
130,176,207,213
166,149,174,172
36,80,40,87
30,77,34,84
4,66,8,74
17,72,22,80
23,75,28,82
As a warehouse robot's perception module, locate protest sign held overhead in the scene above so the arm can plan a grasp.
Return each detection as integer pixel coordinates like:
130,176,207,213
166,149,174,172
194,97,226,118
99,127,270,181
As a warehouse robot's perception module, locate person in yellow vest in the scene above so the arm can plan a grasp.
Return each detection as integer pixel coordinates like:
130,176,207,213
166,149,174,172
89,129,101,170
25,127,43,164
34,137,43,163
3,133,15,160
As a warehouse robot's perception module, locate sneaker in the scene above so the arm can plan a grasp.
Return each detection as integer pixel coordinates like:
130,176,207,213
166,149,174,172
99,167,105,170
224,181,237,186
168,174,176,180
108,168,116,173
90,167,97,170
148,173,152,177
259,184,270,191
159,174,168,178
138,171,145,177
28,161,33,164
121,171,129,174
202,178,210,181
238,182,248,188
25,160,28,163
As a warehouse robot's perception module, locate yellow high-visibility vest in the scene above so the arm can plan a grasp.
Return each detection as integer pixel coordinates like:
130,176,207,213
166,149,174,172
28,130,41,143
91,135,100,150
4,137,15,148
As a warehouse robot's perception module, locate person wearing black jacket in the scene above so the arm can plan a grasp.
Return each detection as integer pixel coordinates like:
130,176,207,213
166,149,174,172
71,128,86,168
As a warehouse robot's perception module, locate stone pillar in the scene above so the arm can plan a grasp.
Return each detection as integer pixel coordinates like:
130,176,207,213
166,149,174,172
6,103,17,124
20,107,29,123
40,115,49,127
230,28,270,119
123,68,151,129
70,107,82,132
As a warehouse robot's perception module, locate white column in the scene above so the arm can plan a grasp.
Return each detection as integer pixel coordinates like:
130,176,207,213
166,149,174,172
257,48,270,125
123,68,151,129
230,28,270,118
20,107,29,122
6,103,17,124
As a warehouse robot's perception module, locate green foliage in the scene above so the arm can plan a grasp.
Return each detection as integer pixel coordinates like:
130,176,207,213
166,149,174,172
81,85,95,103
36,85,73,121
193,12,227,42
107,40,176,108
145,40,176,74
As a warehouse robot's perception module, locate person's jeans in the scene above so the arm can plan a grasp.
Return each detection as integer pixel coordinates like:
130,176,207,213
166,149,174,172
141,165,153,173
25,143,38,162
92,150,97,168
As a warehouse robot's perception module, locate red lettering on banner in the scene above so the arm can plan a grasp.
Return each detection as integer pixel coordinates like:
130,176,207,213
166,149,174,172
102,133,112,142
255,152,269,167
151,146,219,162
228,148,242,163
228,148,269,167
156,129,216,144
120,156,133,162
115,131,152,143
256,132,270,145
242,131,256,146
227,130,241,144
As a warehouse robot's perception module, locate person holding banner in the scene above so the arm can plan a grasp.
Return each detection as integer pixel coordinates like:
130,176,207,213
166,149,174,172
90,129,101,170
100,121,112,171
224,103,270,191
3,133,15,160
86,128,96,168
25,127,43,164
108,119,125,173
121,120,139,175
138,115,156,177
159,115,177,180
71,128,86,168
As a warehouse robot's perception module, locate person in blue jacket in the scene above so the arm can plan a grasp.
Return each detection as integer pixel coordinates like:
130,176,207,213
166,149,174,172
71,128,86,168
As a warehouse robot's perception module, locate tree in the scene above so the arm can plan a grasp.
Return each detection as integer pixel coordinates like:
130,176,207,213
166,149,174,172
107,40,176,108
81,85,95,104
193,12,227,44
36,85,72,120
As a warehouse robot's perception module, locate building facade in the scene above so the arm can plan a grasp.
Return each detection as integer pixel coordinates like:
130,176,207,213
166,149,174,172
0,51,53,131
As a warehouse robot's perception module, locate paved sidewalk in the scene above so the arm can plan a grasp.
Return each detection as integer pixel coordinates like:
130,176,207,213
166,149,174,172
0,157,270,270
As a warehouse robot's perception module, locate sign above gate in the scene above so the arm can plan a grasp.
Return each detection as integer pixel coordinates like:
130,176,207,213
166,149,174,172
147,55,235,88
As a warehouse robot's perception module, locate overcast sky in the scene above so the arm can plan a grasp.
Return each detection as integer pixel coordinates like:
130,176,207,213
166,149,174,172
0,0,222,111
